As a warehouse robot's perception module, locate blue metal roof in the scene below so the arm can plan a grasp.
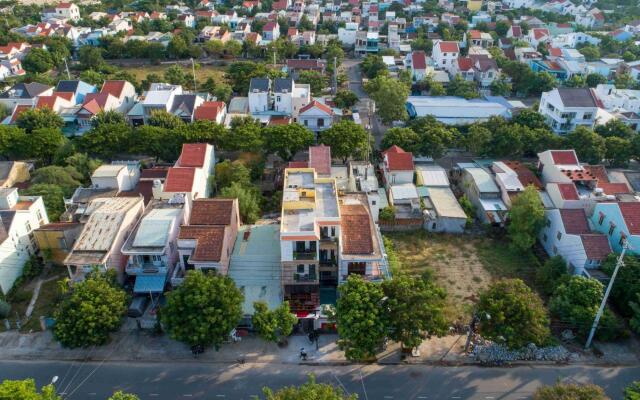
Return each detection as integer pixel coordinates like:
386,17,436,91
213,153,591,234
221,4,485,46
134,274,167,293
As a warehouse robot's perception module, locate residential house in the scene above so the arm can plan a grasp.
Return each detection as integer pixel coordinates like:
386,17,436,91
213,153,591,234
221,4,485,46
33,222,83,265
355,31,379,56
173,198,240,285
458,165,507,225
338,22,359,45
130,83,183,125
468,30,494,48
47,2,81,22
193,101,227,124
122,201,185,295
55,80,97,104
64,197,144,282
248,77,311,121
530,59,568,80
100,80,137,114
527,28,550,47
491,160,542,207
157,143,216,201
286,59,327,80
594,84,640,114
415,165,466,233
0,188,48,294
589,202,640,255
0,82,53,110
539,88,601,133
262,21,280,43
90,162,141,192
298,100,334,133
381,145,414,188
170,94,206,123
506,25,523,39
407,50,429,81
432,40,459,73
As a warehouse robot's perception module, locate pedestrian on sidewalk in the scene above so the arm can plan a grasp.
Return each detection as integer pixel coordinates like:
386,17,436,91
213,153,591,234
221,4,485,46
299,347,307,361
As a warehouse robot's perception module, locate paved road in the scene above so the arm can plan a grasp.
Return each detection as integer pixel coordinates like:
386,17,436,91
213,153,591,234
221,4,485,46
1,361,637,399
344,59,384,149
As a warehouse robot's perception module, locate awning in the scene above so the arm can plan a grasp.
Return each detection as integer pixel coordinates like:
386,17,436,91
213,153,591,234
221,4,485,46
134,275,167,294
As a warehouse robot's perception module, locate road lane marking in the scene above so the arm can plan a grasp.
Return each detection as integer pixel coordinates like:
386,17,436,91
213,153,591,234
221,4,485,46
149,394,159,397
384,396,393,399
215,396,226,398
183,395,193,397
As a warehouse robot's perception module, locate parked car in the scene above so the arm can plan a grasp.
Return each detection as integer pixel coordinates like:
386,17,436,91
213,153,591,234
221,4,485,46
127,296,150,318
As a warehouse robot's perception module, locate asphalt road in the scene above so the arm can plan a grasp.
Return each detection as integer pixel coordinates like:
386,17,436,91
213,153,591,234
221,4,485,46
1,361,638,400
344,59,384,149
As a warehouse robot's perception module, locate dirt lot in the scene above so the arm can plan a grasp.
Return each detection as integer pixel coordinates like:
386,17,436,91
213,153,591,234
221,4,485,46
385,231,539,323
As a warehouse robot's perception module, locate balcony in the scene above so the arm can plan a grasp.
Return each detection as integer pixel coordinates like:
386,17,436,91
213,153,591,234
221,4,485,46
293,251,317,260
293,273,318,282
126,262,167,275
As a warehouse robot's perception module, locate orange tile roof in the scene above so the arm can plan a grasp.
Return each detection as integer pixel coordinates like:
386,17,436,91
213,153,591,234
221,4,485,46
193,101,225,121
178,143,208,168
164,167,196,192
178,225,226,262
101,80,127,98
340,204,374,254
189,199,235,225
299,100,333,115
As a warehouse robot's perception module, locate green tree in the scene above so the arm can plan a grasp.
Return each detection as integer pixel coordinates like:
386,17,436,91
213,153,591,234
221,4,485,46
586,73,608,88
215,159,251,190
630,294,640,335
162,270,243,349
32,165,83,194
495,20,510,36
364,75,410,124
550,275,623,341
23,184,65,222
320,120,368,163
78,45,104,70
625,381,640,400
595,119,635,139
164,64,188,86
79,69,105,86
579,46,601,61
252,301,297,343
446,75,479,99
16,108,64,133
536,256,569,297
382,274,448,349
464,124,492,156
381,127,420,154
22,47,55,73
297,70,327,96
224,40,242,57
477,279,551,349
429,81,446,96
92,110,127,128
260,375,356,400
512,109,550,130
204,39,224,57
361,54,387,79
533,383,609,400
219,182,262,223
0,379,61,400
108,391,140,400
262,124,314,161
147,110,185,130
565,74,586,88
507,186,545,251
490,78,512,96
78,123,132,160
407,117,455,159
604,136,632,167
54,272,128,348
167,36,189,59
336,275,387,360
226,116,263,152
615,72,634,89
601,254,640,317
333,90,359,109
566,126,605,164
533,72,557,94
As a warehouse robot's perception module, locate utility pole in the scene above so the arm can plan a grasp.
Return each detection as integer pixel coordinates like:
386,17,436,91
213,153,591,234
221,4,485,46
585,241,628,349
332,56,337,95
190,58,197,92
273,50,276,68
64,58,71,80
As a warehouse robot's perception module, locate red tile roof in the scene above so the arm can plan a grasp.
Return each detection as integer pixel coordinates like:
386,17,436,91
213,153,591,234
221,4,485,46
189,199,235,226
80,98,101,115
533,28,550,40
163,167,196,192
268,116,291,125
54,91,74,101
580,234,611,261
457,57,474,71
469,29,482,39
101,80,127,98
583,165,608,182
619,202,640,235
340,204,374,255
383,145,406,154
599,182,631,195
551,150,579,165
178,225,226,262
35,95,57,109
549,47,562,57
503,161,543,189
309,144,331,175
557,183,579,200
9,105,32,124
412,51,427,70
178,143,208,168
193,101,225,121
299,100,333,115
263,21,278,31
510,25,522,37
437,41,459,53
560,209,590,235
140,167,168,180
288,161,308,168
385,148,414,171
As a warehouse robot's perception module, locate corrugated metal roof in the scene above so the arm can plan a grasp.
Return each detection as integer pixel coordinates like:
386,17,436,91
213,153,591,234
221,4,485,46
416,165,449,187
132,208,181,248
465,167,499,193
428,187,466,219
391,183,419,200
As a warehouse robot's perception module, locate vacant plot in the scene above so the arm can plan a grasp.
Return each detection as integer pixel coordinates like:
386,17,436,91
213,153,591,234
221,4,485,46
385,231,538,322
119,64,227,84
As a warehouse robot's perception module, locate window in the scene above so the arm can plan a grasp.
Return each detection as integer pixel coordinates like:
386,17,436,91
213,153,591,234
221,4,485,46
442,60,446,65
543,233,548,242
276,95,281,102
546,219,551,227
553,245,558,255
443,52,447,56
36,210,43,222
304,120,308,126
372,200,376,205
297,264,305,273
330,227,336,236
318,118,324,127
556,231,562,241
619,233,627,246
583,113,593,120
25,221,32,232
609,222,616,236
598,212,605,225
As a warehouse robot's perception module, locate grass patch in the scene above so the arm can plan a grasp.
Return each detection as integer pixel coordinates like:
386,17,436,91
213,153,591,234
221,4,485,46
119,64,227,83
20,278,62,332
385,230,537,323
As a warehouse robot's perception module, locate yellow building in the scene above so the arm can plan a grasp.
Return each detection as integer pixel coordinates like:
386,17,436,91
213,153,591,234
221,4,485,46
467,0,483,11
33,223,83,265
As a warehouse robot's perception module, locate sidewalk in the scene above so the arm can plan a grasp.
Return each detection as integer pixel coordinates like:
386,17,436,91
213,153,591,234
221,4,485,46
1,324,638,366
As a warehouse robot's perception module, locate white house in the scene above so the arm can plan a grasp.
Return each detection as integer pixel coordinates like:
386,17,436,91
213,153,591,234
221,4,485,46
381,145,414,188
90,162,141,192
407,50,429,81
539,208,611,277
298,100,334,133
156,143,216,201
538,88,601,134
338,22,358,45
458,165,507,225
432,40,459,73
0,188,48,294
594,84,640,114
49,2,81,22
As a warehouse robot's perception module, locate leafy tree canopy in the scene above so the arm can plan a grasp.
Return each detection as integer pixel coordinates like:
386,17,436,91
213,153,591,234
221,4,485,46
364,75,409,124
0,379,61,400
252,301,297,343
319,120,369,163
533,383,609,400
261,375,356,400
508,186,545,251
262,124,314,161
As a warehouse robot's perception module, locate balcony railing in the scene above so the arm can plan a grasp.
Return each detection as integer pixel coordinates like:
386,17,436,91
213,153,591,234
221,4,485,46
293,251,317,260
126,262,167,275
293,273,318,282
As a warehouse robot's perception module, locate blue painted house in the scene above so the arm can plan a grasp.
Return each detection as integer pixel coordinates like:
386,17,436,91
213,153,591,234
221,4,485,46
529,60,568,80
589,202,640,254
55,80,97,105
611,29,633,42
